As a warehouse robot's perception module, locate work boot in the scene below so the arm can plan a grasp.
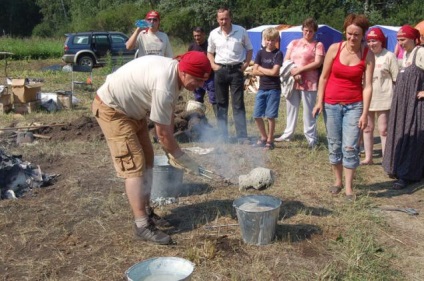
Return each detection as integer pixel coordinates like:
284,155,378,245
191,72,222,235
134,221,172,245
147,207,171,227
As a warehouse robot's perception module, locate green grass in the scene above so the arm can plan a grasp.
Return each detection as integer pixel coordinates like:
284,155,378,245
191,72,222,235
0,50,414,281
0,36,63,60
0,36,189,62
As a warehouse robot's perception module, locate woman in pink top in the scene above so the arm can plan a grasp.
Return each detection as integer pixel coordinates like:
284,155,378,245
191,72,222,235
275,18,325,148
312,14,374,201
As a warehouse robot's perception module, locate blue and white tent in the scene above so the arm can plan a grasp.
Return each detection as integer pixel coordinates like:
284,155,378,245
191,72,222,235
247,24,343,60
246,25,279,60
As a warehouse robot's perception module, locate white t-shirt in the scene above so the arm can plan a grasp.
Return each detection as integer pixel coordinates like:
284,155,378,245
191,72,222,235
136,30,173,58
369,49,399,111
97,56,180,125
207,24,253,65
402,46,424,70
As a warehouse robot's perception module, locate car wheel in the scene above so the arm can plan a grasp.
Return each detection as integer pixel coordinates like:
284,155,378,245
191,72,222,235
77,55,94,67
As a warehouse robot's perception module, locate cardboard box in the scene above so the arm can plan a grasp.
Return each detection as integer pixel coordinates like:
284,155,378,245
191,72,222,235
13,100,41,114
0,103,12,114
11,79,43,103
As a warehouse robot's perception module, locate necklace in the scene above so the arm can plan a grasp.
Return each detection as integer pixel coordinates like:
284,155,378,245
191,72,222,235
345,44,359,54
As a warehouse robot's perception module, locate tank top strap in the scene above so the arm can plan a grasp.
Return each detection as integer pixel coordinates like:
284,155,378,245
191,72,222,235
361,46,369,61
335,42,343,59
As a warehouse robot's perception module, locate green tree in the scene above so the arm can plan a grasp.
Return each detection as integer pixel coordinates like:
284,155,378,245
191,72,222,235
94,3,146,33
0,0,42,37
23,0,424,40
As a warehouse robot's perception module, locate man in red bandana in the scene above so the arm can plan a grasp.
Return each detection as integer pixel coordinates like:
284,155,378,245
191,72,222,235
92,51,211,244
126,10,173,58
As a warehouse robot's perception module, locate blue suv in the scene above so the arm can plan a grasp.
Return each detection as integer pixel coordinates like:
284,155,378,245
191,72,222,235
62,31,136,67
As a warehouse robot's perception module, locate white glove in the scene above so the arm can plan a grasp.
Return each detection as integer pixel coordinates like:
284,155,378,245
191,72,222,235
167,152,200,175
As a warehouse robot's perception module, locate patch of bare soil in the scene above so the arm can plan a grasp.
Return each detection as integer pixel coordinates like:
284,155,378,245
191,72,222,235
1,113,423,280
37,116,104,142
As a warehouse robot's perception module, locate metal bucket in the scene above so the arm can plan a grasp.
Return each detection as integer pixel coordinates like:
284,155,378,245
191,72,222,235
233,194,282,245
126,257,195,281
151,155,184,199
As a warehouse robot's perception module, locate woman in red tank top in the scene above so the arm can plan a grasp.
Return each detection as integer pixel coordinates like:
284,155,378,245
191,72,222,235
312,14,375,201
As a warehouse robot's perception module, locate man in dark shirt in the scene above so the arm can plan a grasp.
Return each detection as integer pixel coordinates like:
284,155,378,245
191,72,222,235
188,27,217,117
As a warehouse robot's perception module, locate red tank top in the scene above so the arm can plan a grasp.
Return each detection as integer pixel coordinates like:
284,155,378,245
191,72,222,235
324,42,368,104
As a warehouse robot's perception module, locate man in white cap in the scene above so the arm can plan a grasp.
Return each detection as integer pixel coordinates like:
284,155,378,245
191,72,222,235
92,51,211,244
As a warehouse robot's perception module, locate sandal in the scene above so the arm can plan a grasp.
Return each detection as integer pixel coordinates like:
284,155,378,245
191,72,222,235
329,186,342,195
252,139,266,148
264,142,275,150
345,194,356,202
392,179,408,190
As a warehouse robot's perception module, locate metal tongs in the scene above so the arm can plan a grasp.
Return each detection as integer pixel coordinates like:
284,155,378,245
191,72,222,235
198,166,233,185
379,206,419,216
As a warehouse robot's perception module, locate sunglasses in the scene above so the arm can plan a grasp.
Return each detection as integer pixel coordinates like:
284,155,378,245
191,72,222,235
147,18,158,22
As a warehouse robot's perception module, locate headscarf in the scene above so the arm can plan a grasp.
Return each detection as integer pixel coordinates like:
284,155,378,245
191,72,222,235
397,25,420,44
177,51,211,80
366,27,386,48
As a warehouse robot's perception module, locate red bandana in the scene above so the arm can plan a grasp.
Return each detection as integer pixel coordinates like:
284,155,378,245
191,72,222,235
397,25,420,41
367,27,386,46
177,51,211,80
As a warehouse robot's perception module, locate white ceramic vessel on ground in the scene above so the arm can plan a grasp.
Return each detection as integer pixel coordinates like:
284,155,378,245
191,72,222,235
126,256,194,281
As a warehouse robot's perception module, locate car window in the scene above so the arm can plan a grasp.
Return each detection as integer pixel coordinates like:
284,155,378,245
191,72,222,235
111,35,127,43
94,35,109,45
73,35,89,45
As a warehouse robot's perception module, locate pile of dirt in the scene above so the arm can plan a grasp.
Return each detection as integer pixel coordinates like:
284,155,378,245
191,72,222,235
1,98,215,146
150,98,216,143
37,116,103,142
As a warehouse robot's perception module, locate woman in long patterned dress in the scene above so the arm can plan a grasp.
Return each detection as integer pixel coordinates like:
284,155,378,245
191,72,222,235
382,25,424,189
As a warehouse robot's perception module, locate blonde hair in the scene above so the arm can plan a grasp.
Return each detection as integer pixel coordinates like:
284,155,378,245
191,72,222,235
262,27,279,40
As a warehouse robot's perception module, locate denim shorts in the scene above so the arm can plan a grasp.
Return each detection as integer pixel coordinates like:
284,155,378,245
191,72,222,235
252,89,281,118
324,101,363,169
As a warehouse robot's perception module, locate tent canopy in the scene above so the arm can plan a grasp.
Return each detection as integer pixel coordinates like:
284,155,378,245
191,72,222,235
247,24,343,60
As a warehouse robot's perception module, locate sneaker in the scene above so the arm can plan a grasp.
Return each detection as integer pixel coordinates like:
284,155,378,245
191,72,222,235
134,222,172,245
149,209,171,227
274,136,290,142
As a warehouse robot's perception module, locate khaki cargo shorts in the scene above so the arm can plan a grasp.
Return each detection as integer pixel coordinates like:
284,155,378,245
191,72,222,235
92,98,154,178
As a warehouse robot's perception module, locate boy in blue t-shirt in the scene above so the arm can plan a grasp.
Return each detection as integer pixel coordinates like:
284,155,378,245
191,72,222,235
251,27,283,150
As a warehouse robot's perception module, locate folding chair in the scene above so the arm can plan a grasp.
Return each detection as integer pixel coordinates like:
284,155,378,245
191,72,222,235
71,64,93,95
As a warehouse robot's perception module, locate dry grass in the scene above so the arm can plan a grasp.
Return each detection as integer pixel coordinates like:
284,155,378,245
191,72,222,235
0,59,423,280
